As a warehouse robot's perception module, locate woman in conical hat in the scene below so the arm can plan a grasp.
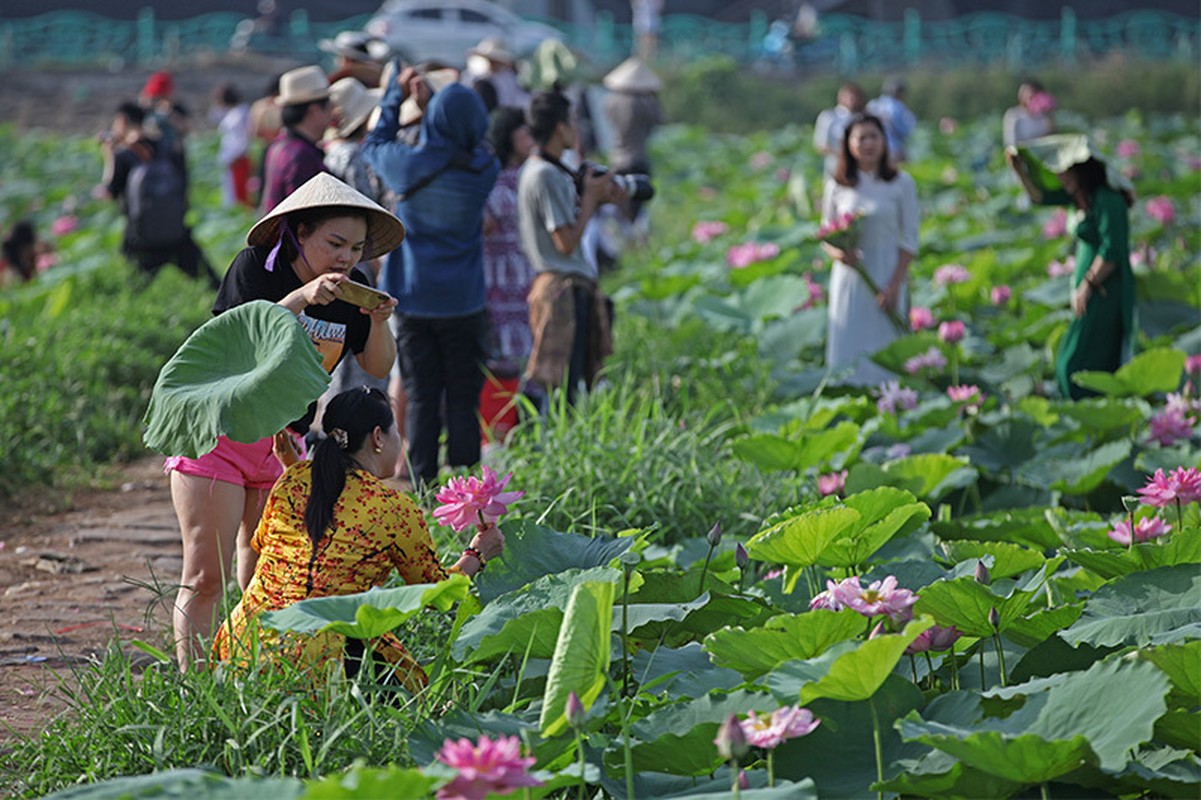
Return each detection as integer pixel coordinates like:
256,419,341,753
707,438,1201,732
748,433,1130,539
1006,134,1136,400
165,173,405,668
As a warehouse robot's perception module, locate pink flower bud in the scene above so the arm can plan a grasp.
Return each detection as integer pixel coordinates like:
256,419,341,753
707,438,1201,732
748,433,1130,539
715,714,749,760
938,320,966,344
990,285,1011,306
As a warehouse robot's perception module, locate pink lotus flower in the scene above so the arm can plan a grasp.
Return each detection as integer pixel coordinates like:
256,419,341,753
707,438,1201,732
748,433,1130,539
947,384,984,413
1130,246,1157,269
1187,155,1201,172
817,470,848,497
905,346,947,375
938,320,966,344
799,271,826,309
905,624,961,655
691,220,729,244
1147,408,1195,447
876,380,918,414
1139,467,1201,506
435,735,542,800
990,285,1011,306
1116,139,1140,159
1047,257,1074,278
714,714,750,760
433,466,523,532
934,264,970,286
739,706,821,750
1186,354,1201,376
36,252,58,272
750,151,773,170
909,306,935,332
842,575,919,623
51,215,78,237
1042,209,1067,239
809,576,860,611
726,241,780,269
939,117,957,134
1145,196,1176,225
1107,517,1172,546
1026,91,1056,115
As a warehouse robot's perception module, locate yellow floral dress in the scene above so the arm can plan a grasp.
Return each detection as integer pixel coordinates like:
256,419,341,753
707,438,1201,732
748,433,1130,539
213,461,456,691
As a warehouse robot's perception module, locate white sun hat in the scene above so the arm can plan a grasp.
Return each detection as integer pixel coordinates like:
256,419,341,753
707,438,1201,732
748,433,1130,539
329,77,383,139
603,57,662,92
275,65,332,106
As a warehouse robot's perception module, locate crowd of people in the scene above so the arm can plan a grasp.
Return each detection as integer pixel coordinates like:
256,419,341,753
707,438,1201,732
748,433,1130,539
1,25,1143,683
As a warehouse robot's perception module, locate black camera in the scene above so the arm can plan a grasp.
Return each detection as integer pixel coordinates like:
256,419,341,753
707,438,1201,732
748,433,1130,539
579,162,655,203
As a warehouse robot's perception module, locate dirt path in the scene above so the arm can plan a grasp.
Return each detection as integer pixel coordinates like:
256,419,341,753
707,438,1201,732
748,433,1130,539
0,458,179,741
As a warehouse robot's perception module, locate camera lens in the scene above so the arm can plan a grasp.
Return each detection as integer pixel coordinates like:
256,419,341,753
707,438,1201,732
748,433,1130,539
615,174,655,202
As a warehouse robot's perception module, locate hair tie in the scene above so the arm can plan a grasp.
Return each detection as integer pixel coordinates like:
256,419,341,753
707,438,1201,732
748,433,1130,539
329,427,349,449
263,218,311,273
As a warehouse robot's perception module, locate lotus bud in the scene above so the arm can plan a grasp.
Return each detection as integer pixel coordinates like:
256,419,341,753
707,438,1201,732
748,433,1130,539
869,621,886,639
619,550,641,575
735,542,749,570
706,521,723,548
974,560,990,585
1121,495,1140,513
738,771,750,790
566,690,586,730
988,606,1000,630
714,713,749,761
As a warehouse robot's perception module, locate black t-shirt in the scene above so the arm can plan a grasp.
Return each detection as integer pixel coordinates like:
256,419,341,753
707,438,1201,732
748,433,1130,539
215,245,374,374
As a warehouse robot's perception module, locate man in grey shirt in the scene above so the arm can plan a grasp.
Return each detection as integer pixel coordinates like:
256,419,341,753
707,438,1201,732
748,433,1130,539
517,91,625,403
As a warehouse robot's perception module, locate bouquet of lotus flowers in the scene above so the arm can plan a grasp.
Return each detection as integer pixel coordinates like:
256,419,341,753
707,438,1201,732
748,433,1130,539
816,210,864,255
433,466,523,532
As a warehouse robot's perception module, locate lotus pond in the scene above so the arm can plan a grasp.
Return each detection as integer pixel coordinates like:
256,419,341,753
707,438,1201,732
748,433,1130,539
1,105,1199,799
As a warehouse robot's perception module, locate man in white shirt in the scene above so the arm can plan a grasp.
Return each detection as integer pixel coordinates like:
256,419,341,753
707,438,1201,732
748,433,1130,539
813,82,865,177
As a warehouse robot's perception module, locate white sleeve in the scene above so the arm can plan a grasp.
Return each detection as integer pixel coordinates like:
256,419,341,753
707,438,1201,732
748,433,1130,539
897,172,920,255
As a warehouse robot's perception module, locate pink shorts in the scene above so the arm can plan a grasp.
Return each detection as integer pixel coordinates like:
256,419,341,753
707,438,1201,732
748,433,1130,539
164,435,290,490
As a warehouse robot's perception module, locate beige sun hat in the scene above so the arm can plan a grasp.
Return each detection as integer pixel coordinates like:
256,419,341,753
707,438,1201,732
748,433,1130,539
247,173,405,260
399,68,460,126
275,65,332,106
1011,133,1135,196
603,57,661,92
469,37,516,65
329,77,383,138
318,30,391,63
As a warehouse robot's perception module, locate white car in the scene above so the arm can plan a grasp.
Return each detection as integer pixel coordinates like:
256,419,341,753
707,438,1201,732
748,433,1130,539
364,0,563,66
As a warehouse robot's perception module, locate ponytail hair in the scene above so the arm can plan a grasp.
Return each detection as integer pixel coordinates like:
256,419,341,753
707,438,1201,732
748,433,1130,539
304,386,394,543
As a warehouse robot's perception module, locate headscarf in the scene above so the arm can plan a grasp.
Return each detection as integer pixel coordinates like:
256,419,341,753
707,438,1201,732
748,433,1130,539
393,84,495,194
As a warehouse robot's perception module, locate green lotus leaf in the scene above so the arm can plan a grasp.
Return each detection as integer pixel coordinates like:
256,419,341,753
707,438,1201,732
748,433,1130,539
540,580,615,737
901,725,1097,784
931,507,1062,550
939,540,1046,580
260,576,470,640
817,488,931,569
1072,347,1186,397
407,710,535,765
1060,564,1201,648
703,609,865,678
872,453,977,503
40,768,303,799
1003,605,1084,649
143,300,329,458
1137,640,1201,706
1063,533,1201,580
632,643,744,699
745,503,860,581
301,765,436,799
875,750,1024,799
913,576,1033,638
1154,709,1201,752
1016,439,1132,495
730,421,860,473
625,572,776,647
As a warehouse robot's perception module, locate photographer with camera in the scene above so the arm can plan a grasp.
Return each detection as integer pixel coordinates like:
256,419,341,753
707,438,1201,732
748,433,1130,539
518,91,628,407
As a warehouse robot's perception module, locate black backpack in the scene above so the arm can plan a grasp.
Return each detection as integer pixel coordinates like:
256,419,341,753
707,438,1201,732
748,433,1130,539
126,142,187,248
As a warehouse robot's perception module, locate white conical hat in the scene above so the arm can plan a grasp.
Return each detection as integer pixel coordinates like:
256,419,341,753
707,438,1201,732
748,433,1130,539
247,173,405,259
603,58,661,92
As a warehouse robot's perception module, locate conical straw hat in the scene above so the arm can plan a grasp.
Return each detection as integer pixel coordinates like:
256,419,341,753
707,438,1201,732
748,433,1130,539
1012,133,1134,195
247,173,405,260
603,58,661,92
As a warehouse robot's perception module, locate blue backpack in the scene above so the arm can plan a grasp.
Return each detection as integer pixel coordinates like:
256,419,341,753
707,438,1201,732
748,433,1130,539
126,142,187,248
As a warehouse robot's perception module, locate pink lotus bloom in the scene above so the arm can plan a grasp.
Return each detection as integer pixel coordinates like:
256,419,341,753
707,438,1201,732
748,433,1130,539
904,346,947,375
1047,258,1074,278
799,271,826,309
1107,517,1172,546
1139,467,1201,506
809,576,861,611
1186,355,1201,376
740,706,821,750
433,466,524,532
842,575,919,623
947,384,984,413
51,215,78,237
692,220,729,244
876,380,918,414
1042,209,1067,239
1145,196,1176,225
1116,139,1140,159
1146,408,1195,447
1026,91,1056,115
435,735,542,800
934,264,970,286
726,241,780,269
909,306,935,331
817,470,848,497
36,252,58,272
938,320,966,344
939,117,957,134
990,285,1011,306
1187,155,1201,172
750,151,773,170
905,624,962,655
1129,246,1157,269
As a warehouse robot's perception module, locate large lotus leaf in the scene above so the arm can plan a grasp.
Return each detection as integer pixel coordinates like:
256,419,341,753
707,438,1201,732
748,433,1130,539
617,690,779,776
873,454,977,503
1071,746,1201,799
1063,534,1201,581
1008,634,1118,686
1056,397,1149,434
453,567,621,663
600,768,815,800
1072,347,1186,397
407,710,535,765
745,503,860,583
913,577,1033,638
1003,605,1084,649
662,780,818,799
301,766,436,799
1060,564,1201,648
631,643,744,699
731,422,860,473
41,769,303,800
899,723,1097,784
931,507,1062,550
1155,710,1201,752
765,619,931,704
961,415,1042,474
539,580,615,737
143,300,329,458
876,750,1024,799
773,675,926,798
816,487,932,569
260,576,469,639
474,520,638,603
1137,641,1201,706
702,609,865,678
1137,443,1201,474
1015,439,1132,495
939,540,1046,580
625,572,776,645
619,592,711,643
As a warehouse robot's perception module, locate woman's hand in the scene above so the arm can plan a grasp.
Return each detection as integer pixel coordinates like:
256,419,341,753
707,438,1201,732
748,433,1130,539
272,430,302,468
876,280,902,313
471,522,506,562
822,242,859,267
360,294,398,325
300,272,348,308
1071,280,1092,316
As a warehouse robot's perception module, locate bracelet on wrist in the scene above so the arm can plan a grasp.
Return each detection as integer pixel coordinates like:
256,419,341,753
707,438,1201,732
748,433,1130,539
463,546,486,572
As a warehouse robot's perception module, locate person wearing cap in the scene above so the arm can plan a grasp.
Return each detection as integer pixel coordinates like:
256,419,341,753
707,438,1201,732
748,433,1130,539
1006,135,1136,400
260,65,334,213
866,77,915,164
602,57,662,226
321,30,391,88
166,173,405,668
139,70,190,179
363,64,500,489
464,38,529,110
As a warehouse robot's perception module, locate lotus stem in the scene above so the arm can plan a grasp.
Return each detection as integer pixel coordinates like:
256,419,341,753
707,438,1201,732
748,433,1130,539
576,730,587,800
869,696,884,800
909,653,918,684
847,261,906,334
698,543,715,595
730,759,741,799
993,633,1008,687
1040,782,1051,800
622,567,632,698
1176,498,1183,532
768,749,775,787
979,645,986,688
923,651,935,687
949,640,959,691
